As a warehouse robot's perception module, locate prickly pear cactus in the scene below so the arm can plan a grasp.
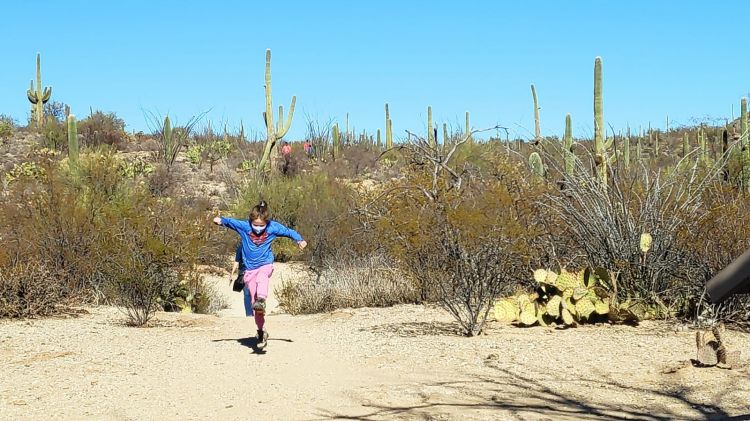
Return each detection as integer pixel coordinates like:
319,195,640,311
492,266,624,327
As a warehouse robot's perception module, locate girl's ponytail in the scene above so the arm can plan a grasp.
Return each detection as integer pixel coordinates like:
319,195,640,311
250,200,270,222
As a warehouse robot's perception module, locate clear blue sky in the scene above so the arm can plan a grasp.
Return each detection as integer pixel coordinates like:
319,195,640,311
1,1,748,141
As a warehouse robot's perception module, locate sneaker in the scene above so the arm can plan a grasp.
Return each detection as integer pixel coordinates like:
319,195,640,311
252,298,266,314
257,329,269,348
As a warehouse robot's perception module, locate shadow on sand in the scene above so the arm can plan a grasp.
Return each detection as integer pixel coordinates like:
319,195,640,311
313,362,749,421
212,336,293,355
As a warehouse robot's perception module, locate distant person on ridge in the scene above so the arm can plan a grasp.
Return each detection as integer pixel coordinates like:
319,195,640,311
213,201,307,349
281,141,292,157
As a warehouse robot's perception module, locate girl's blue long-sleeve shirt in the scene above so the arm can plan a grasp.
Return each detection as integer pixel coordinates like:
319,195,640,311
220,217,303,271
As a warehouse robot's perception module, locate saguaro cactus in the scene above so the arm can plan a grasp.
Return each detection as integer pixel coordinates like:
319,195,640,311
258,49,296,174
427,106,435,147
529,152,545,178
443,123,449,148
531,84,541,142
593,57,611,185
683,133,690,158
376,128,382,149
465,111,472,144
27,52,52,130
623,133,630,170
385,103,393,149
332,123,340,160
563,114,574,176
741,98,749,188
67,114,78,169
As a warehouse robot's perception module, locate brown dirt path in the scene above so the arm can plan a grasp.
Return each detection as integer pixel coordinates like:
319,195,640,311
1,263,749,420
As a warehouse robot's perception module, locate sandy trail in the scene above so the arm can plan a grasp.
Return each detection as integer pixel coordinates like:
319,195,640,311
1,263,749,421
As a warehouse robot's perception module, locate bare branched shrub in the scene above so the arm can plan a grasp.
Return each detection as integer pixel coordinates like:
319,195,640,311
406,225,521,336
0,263,67,318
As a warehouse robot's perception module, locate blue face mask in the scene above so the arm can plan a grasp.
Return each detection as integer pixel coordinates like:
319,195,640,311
251,224,267,235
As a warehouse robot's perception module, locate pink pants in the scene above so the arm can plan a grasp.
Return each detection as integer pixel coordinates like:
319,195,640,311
243,264,274,330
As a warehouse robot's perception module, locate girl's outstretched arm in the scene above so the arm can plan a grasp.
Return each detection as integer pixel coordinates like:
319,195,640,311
214,216,248,233
272,222,307,250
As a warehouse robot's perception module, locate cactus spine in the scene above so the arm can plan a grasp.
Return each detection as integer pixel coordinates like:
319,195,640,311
258,49,296,174
593,57,610,185
67,114,78,169
531,84,541,142
563,113,574,176
27,52,52,130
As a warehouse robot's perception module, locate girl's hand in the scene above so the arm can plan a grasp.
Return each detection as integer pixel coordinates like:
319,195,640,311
298,240,307,250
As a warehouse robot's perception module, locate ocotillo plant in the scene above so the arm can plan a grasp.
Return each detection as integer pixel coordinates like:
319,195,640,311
258,49,296,174
465,111,472,144
531,84,541,142
563,114,574,176
67,114,78,170
593,57,612,185
26,53,52,130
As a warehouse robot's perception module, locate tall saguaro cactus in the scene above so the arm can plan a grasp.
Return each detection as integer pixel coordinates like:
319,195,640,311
385,103,393,149
258,49,296,174
332,123,340,160
563,114,574,176
427,106,435,147
741,98,749,188
593,57,611,185
465,111,472,144
27,52,52,130
67,114,78,170
531,84,541,142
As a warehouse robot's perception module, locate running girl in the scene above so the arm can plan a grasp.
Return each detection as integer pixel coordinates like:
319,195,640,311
213,201,306,348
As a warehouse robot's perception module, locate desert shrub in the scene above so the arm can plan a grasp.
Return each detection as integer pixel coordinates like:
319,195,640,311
232,171,354,262
405,222,522,336
147,163,175,196
0,151,225,322
190,125,233,172
43,101,67,122
41,116,66,150
276,254,416,314
543,155,723,319
0,262,68,318
78,111,127,148
0,115,15,145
